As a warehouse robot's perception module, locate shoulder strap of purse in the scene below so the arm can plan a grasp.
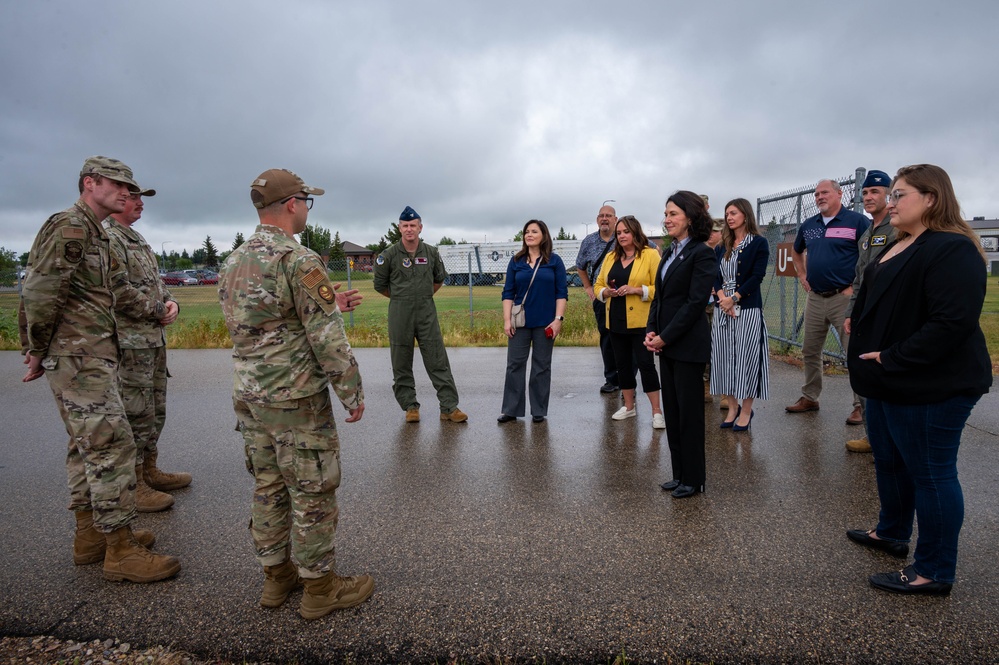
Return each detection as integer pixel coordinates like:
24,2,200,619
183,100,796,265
519,259,541,304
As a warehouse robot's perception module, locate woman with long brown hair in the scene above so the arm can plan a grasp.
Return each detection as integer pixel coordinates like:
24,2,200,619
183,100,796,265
498,220,568,423
710,198,770,431
847,164,991,595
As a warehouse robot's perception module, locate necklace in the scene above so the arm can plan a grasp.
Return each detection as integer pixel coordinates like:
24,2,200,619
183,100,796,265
884,238,913,261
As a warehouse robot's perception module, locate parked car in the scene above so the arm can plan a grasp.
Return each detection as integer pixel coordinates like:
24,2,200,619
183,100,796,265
196,271,219,285
161,271,198,286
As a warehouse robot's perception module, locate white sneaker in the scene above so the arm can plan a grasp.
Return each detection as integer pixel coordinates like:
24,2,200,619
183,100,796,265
611,406,637,421
652,413,666,429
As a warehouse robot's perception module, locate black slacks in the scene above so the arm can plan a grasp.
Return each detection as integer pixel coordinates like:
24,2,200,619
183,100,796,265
659,356,706,488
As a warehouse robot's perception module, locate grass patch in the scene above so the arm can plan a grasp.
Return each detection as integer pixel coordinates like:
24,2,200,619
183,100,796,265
3,277,999,373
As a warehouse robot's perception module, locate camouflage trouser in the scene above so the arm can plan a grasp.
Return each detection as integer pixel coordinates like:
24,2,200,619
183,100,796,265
118,346,167,464
43,355,137,533
234,390,342,579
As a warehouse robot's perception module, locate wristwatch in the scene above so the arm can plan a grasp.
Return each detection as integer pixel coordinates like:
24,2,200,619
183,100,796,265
556,315,564,321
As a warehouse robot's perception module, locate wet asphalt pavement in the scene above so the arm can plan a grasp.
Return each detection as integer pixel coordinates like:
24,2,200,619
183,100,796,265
1,348,998,664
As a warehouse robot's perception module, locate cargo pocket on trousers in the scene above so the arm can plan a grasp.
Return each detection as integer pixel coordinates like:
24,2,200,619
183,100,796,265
292,448,341,495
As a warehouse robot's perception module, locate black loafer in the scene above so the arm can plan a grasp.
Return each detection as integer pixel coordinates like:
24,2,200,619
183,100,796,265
869,565,952,596
497,414,517,423
671,484,703,499
532,415,545,423
847,529,909,558
600,382,619,394
660,479,680,491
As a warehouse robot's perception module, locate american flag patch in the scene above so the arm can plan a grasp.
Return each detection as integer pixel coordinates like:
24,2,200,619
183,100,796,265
301,267,325,289
825,228,857,240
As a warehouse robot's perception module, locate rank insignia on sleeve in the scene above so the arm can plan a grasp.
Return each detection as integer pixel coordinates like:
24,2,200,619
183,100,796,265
871,235,888,246
318,284,335,302
110,256,120,271
301,266,325,289
415,257,428,265
64,241,84,263
402,258,412,268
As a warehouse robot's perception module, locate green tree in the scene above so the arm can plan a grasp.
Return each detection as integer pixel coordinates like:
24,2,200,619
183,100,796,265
177,257,193,270
300,223,332,257
19,252,29,267
513,230,523,242
385,223,401,244
555,227,576,240
219,250,232,265
329,231,346,263
232,232,245,251
366,238,388,254
202,236,219,268
192,248,206,265
438,236,456,246
0,247,17,275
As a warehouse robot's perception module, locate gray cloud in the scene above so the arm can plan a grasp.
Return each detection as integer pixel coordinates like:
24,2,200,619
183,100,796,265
2,0,996,258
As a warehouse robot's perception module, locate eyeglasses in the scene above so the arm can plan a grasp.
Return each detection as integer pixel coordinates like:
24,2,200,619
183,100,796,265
889,190,912,204
283,196,314,210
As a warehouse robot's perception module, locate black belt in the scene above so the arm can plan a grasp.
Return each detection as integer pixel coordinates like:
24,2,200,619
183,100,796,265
813,286,848,298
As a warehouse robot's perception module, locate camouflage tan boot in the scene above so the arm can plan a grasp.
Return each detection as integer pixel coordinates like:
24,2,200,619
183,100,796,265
260,559,302,608
103,526,181,583
74,510,155,565
143,450,192,491
134,465,175,512
299,572,375,620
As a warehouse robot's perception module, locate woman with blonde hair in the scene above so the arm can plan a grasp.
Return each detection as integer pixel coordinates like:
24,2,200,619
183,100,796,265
593,215,664,427
847,164,991,595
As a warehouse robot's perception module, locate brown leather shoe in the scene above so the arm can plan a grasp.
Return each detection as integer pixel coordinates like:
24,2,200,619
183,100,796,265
785,397,819,413
405,406,420,423
846,405,864,426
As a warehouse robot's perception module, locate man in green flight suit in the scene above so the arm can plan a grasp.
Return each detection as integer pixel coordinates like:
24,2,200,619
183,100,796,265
373,206,467,424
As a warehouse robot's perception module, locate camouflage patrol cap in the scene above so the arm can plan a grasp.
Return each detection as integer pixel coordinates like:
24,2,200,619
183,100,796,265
80,156,141,192
250,169,325,209
712,218,724,232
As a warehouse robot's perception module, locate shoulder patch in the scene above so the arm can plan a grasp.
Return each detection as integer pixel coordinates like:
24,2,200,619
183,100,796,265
376,255,385,265
318,284,335,303
301,266,325,289
64,241,84,263
110,256,120,271
62,227,86,240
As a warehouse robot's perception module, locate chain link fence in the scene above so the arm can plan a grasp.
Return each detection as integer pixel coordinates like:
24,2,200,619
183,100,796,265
756,167,866,361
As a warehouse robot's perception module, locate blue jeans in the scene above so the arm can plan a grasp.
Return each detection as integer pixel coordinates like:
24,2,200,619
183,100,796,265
867,394,980,584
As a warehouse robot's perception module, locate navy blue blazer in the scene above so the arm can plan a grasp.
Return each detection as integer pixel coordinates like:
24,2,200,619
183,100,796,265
646,240,716,363
713,235,770,309
848,231,992,404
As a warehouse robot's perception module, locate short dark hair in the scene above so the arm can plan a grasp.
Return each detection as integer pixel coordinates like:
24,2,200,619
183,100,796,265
78,173,103,194
665,190,712,242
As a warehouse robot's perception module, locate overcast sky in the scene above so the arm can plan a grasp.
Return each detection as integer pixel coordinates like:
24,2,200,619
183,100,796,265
2,0,996,258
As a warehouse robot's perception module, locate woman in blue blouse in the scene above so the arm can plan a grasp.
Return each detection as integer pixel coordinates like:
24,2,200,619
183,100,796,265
499,220,568,423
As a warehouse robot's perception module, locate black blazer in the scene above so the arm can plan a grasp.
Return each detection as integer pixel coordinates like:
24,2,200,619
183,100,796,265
848,230,992,404
646,240,716,363
713,235,770,309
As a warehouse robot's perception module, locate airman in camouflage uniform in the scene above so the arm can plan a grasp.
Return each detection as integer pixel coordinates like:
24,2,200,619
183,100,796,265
373,206,467,424
219,168,373,620
21,156,180,583
105,186,191,512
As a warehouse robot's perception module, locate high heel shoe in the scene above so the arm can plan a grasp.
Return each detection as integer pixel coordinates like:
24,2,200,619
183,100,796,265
732,409,754,432
720,406,740,429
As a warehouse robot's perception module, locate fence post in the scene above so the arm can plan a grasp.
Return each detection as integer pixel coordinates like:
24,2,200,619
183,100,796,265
853,167,866,213
467,252,474,330
346,258,354,328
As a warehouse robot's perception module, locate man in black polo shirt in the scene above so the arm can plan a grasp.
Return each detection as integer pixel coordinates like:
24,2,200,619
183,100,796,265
786,179,869,423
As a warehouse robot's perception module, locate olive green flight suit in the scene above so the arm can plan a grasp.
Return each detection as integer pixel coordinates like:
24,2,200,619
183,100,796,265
373,240,460,413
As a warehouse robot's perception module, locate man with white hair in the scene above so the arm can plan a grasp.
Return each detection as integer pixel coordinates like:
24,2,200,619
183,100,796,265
786,178,869,424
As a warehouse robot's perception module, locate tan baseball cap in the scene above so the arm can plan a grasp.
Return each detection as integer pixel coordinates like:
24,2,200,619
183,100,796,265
250,169,325,209
80,156,141,192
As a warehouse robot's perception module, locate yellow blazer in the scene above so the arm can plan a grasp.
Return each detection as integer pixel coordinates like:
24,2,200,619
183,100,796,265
593,246,660,329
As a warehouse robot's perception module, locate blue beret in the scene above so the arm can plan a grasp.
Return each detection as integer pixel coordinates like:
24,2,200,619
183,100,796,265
862,170,891,189
399,206,421,221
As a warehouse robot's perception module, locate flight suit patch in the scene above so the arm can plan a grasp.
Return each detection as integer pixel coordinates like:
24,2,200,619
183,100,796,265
871,235,888,246
64,241,84,263
402,258,412,268
415,257,428,265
